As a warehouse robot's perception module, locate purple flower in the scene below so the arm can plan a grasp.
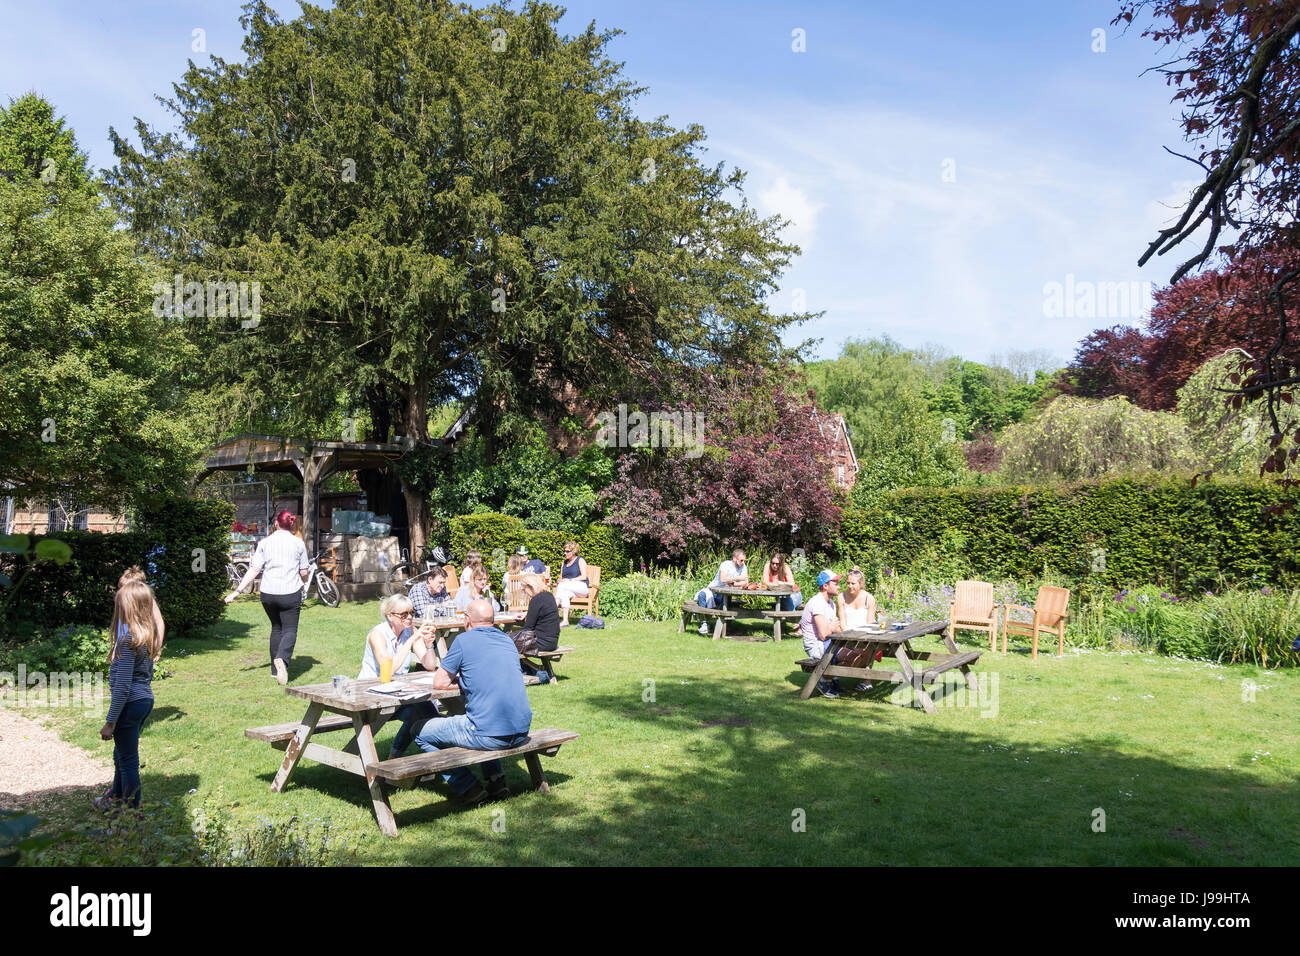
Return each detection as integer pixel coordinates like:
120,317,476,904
1126,607,1137,613
1261,587,1272,596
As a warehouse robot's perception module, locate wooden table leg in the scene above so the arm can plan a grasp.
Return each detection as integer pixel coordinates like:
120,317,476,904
352,713,398,837
713,616,725,641
271,701,322,793
942,626,979,693
799,640,838,699
896,644,936,714
679,608,687,634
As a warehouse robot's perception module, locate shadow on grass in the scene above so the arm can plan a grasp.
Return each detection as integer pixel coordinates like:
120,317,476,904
373,673,1299,866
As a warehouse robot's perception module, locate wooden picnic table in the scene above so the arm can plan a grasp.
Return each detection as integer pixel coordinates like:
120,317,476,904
246,667,564,836
705,584,798,641
796,619,982,713
255,672,463,836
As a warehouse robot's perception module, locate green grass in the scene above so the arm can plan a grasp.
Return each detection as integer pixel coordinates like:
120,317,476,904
17,598,1300,865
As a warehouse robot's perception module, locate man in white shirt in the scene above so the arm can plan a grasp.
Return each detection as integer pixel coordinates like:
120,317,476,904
694,549,749,634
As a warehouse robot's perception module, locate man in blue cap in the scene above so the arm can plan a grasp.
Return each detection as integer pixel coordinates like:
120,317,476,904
800,569,849,697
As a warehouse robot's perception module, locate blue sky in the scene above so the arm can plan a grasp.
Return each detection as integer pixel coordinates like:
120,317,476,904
1,0,1206,366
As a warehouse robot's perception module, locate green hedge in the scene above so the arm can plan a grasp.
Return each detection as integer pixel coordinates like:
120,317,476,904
1,496,233,638
447,513,629,578
835,479,1300,595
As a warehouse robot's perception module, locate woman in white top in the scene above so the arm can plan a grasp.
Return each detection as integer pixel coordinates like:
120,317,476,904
359,594,440,759
837,568,877,631
225,511,310,686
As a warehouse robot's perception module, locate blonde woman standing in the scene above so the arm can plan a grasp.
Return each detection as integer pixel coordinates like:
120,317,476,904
96,581,163,810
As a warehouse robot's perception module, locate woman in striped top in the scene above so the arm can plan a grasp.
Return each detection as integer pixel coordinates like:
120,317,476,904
97,581,162,810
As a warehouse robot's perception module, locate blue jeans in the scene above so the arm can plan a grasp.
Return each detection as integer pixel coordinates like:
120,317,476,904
695,588,717,609
110,696,153,807
779,591,803,612
412,713,530,795
390,701,440,759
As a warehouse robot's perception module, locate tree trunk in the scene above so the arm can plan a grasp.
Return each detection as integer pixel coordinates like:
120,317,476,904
399,381,430,555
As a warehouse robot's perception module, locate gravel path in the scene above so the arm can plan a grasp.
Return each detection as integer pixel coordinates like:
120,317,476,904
0,708,112,811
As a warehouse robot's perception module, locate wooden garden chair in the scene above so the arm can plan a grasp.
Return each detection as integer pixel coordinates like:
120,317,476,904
1000,586,1070,659
504,572,530,612
443,564,459,599
561,565,601,621
949,580,998,649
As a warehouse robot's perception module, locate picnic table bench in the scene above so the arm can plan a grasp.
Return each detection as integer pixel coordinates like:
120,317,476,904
244,671,571,836
679,602,738,640
796,619,982,713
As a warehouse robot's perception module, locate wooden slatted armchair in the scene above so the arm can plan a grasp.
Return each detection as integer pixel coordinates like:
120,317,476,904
949,581,998,649
504,572,529,612
1000,586,1070,658
443,564,459,599
560,565,601,622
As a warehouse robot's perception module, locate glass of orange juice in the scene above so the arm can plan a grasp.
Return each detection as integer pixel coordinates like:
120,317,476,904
378,653,393,683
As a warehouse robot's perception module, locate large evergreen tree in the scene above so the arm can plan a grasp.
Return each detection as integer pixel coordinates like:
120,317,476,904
106,0,807,548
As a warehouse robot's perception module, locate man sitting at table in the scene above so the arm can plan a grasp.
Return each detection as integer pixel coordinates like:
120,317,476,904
693,548,749,634
413,599,533,805
800,570,874,698
410,566,455,619
517,546,547,575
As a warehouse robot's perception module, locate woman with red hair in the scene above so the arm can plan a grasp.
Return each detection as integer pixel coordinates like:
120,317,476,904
226,511,310,685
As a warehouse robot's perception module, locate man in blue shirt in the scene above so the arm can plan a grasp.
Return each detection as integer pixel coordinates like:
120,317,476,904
414,599,533,804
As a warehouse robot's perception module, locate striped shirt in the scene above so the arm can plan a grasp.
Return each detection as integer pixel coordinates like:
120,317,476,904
107,626,154,723
250,529,310,595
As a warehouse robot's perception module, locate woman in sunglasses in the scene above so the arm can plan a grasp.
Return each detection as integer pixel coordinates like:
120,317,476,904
358,594,439,758
554,540,589,626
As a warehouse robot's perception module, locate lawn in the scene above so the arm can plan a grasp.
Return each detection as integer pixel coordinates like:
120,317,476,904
18,597,1300,865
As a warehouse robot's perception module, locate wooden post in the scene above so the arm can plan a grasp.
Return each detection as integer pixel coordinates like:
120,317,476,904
291,444,338,556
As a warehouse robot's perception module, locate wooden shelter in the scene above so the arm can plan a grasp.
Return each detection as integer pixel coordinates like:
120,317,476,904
197,434,408,552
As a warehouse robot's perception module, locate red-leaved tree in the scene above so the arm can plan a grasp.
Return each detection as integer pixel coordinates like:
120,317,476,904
1119,0,1300,480
598,364,843,560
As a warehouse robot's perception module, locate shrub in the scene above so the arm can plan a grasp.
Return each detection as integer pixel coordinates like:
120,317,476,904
0,624,109,675
578,522,630,577
598,573,699,621
834,478,1300,597
448,513,526,559
0,496,233,638
25,801,342,867
1196,587,1300,667
135,496,234,633
448,514,629,580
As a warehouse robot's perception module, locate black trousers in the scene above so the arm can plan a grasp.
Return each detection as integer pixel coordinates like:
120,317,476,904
262,591,302,668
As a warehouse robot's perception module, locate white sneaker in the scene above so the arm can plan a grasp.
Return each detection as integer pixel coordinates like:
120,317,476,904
273,659,288,685
698,622,709,635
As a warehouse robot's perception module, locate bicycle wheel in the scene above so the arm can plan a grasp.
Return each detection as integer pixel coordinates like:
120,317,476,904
315,572,341,608
384,562,422,597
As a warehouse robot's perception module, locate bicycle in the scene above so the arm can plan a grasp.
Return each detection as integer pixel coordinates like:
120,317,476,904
383,544,449,597
301,552,341,608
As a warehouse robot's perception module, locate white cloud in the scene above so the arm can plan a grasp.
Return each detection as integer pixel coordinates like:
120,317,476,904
756,175,824,252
